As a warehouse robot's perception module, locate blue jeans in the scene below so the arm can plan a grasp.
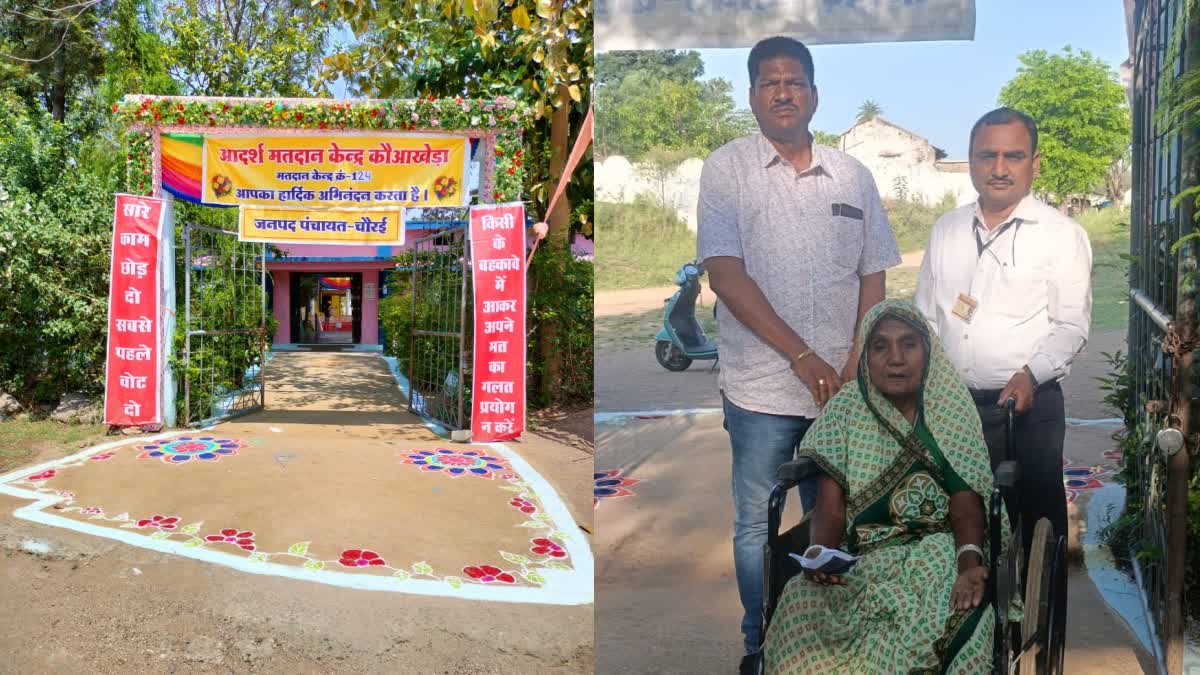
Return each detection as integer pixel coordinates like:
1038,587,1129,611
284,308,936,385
722,395,817,655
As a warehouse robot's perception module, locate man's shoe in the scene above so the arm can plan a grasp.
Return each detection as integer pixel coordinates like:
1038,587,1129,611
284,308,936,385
739,653,759,675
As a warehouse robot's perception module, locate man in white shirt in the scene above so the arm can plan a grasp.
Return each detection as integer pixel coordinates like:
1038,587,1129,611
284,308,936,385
915,107,1092,636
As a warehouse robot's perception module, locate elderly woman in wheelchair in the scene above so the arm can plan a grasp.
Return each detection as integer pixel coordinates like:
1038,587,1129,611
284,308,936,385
761,300,1021,674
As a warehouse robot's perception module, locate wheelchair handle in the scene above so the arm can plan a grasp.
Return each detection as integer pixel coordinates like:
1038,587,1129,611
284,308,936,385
1003,397,1015,464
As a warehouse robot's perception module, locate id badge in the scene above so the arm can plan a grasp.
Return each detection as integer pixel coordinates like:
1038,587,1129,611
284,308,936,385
952,293,979,323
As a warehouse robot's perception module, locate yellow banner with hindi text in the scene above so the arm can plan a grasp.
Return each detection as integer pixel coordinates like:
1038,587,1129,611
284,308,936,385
203,134,469,208
238,205,405,246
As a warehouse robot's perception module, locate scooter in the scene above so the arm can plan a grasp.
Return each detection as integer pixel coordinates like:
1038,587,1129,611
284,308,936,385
654,261,719,371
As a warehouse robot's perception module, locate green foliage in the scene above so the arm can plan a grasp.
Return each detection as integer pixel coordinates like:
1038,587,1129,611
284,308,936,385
998,47,1131,204
856,100,882,123
160,0,331,96
0,0,110,120
885,196,957,254
526,238,592,405
813,130,841,147
596,55,752,159
0,98,117,403
595,198,696,290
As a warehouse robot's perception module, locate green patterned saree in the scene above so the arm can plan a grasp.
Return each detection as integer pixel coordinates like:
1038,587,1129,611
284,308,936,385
763,301,1001,675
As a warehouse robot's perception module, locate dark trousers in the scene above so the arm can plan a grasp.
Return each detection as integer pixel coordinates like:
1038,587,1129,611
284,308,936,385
974,383,1068,636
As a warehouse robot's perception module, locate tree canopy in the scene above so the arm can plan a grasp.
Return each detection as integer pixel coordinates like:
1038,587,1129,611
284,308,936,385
596,49,753,159
998,47,1131,203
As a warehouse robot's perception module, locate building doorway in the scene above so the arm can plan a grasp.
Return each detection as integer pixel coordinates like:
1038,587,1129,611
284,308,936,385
289,272,362,344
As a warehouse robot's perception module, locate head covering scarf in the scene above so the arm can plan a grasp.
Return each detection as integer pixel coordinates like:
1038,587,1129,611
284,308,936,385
798,299,995,527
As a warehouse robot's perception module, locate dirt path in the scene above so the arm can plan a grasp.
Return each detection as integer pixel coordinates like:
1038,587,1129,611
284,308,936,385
0,352,593,674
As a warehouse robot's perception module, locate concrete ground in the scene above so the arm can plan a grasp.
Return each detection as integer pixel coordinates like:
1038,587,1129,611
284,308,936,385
594,302,1153,674
0,352,593,674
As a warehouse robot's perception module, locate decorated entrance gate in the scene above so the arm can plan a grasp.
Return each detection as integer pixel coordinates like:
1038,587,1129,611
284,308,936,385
114,95,530,431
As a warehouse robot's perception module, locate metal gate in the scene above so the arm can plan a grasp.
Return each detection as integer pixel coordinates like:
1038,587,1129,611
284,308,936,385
1128,0,1196,671
405,225,471,430
182,224,268,426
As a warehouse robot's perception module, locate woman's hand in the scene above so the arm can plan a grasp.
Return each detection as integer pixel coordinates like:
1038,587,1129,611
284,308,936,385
950,566,989,611
803,570,847,586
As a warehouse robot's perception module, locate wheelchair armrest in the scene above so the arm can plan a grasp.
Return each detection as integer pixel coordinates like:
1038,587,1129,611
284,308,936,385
993,459,1019,490
776,457,822,486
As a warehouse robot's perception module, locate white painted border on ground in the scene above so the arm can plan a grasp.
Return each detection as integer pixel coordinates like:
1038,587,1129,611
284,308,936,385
0,429,593,606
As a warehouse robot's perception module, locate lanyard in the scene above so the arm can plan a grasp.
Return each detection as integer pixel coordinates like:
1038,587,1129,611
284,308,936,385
974,218,1021,262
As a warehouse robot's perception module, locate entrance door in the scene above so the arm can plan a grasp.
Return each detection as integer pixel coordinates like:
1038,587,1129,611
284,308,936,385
289,272,361,344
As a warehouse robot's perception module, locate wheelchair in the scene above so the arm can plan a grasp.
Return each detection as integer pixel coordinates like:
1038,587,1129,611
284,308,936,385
756,400,1068,674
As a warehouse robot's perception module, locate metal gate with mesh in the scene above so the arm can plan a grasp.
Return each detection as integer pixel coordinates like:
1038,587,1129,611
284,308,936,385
182,224,268,426
1128,0,1196,671
405,225,472,431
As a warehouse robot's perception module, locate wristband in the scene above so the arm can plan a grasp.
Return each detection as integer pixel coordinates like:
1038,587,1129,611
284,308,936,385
794,348,815,363
956,544,984,564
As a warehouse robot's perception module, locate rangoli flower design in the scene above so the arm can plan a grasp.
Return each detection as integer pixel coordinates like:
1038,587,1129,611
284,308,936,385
402,448,508,478
136,515,180,530
530,538,567,559
137,436,247,464
594,469,640,508
339,549,386,568
463,565,515,583
509,497,537,514
205,529,256,551
26,469,56,481
81,507,102,515
89,452,116,461
1063,458,1109,504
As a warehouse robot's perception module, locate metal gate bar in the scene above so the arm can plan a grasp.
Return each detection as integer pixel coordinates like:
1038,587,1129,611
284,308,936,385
1128,1,1196,671
406,225,471,430
183,223,267,426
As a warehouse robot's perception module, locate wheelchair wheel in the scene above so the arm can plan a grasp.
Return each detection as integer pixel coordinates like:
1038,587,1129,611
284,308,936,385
1020,518,1055,673
1045,535,1068,675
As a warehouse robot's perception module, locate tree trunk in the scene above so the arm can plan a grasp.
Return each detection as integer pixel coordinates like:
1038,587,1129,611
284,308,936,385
536,86,573,404
50,25,68,122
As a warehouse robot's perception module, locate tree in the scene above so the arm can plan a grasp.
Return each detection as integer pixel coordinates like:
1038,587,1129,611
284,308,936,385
322,0,592,405
0,0,111,120
813,130,841,147
637,146,693,212
159,0,331,96
856,99,882,123
1101,147,1132,204
599,72,745,159
998,47,1131,205
596,50,704,91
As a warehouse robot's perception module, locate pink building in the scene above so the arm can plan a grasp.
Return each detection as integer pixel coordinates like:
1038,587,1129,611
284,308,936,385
267,229,592,347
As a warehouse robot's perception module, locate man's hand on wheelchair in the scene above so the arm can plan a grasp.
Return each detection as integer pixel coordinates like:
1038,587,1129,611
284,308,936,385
949,566,989,611
997,368,1036,415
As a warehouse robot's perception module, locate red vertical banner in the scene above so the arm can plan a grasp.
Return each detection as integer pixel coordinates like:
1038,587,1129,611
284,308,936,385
103,194,165,426
469,203,527,442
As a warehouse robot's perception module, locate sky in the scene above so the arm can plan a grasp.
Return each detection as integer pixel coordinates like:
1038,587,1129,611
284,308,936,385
695,1,1130,159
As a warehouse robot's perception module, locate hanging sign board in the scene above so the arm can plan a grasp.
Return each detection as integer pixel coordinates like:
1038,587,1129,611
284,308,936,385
595,0,976,51
104,194,166,426
203,134,469,208
238,205,405,246
469,203,527,442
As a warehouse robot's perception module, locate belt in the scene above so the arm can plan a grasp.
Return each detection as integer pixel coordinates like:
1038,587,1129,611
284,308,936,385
968,380,1061,406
